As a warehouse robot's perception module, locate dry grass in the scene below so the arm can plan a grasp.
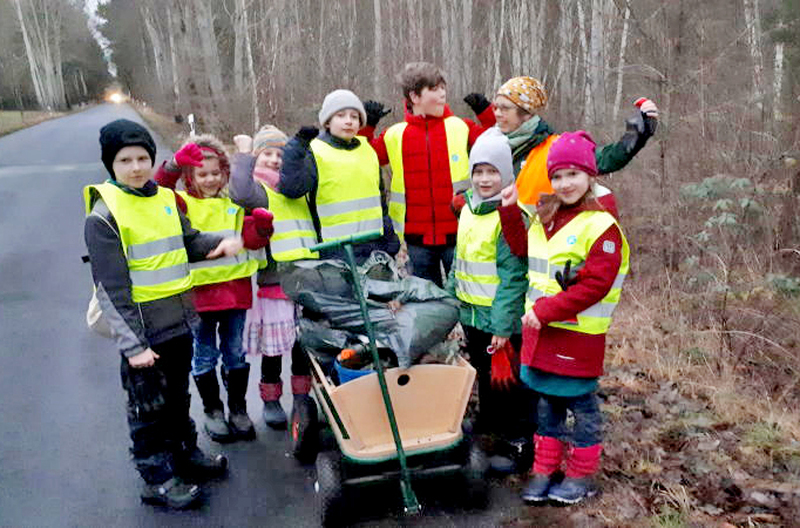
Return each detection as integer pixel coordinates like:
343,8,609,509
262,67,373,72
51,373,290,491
0,110,64,136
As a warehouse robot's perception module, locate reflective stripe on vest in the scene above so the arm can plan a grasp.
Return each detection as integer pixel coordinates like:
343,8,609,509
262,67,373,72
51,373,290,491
262,182,319,262
454,206,501,307
84,183,192,303
525,210,630,334
384,117,470,240
311,136,384,242
515,133,559,206
177,192,259,286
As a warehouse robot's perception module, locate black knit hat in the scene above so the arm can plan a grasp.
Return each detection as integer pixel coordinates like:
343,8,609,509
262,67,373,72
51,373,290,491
99,119,156,178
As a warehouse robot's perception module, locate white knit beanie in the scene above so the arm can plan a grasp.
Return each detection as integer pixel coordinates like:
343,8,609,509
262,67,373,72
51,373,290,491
318,89,367,128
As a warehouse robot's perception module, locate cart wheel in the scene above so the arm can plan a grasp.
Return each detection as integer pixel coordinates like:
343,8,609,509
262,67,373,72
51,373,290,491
315,451,344,527
290,396,319,464
462,442,490,509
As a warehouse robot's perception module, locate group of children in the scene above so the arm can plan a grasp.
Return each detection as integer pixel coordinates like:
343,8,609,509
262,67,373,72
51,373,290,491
83,61,657,510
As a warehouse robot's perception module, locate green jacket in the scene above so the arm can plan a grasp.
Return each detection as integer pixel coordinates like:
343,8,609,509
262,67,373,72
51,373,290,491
446,194,528,337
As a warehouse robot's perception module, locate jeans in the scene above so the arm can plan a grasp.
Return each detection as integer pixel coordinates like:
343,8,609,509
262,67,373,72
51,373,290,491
537,392,602,447
406,243,455,288
191,309,247,377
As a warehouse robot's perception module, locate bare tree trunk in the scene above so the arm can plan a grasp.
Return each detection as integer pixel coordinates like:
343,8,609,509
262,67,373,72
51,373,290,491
774,41,784,121
13,0,46,108
743,0,764,105
240,0,259,130
555,0,575,120
193,0,226,121
611,1,630,125
492,0,507,90
140,2,167,93
587,0,607,127
166,3,181,114
373,0,383,99
577,0,589,127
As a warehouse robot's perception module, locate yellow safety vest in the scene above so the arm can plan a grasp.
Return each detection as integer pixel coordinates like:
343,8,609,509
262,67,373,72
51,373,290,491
384,117,470,240
84,182,192,303
311,136,384,242
525,210,629,334
177,192,260,286
261,182,319,262
454,205,502,307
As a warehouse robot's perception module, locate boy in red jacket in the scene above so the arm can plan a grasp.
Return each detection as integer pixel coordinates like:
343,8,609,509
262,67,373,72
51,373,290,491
507,131,629,505
360,62,496,286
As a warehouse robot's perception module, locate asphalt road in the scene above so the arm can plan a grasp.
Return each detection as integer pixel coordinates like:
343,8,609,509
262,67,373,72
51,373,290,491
0,104,541,527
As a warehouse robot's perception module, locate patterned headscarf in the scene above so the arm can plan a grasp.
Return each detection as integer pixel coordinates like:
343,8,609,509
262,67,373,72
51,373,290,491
496,77,548,114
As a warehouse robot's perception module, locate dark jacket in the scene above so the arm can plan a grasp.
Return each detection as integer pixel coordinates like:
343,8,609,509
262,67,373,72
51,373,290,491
278,131,400,262
84,180,222,358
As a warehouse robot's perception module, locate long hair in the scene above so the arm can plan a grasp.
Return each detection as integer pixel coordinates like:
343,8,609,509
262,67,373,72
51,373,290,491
179,134,230,198
534,182,605,225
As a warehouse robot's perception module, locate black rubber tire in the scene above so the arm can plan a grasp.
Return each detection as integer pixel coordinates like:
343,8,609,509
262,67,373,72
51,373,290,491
462,442,490,509
290,397,319,464
315,451,345,527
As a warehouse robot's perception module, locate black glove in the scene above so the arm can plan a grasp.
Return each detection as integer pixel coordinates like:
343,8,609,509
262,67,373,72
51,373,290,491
621,111,657,154
464,93,491,114
554,260,581,291
128,367,167,415
295,126,319,144
364,100,390,127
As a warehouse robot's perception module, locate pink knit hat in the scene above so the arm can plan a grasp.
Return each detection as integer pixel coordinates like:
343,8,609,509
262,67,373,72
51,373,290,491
546,130,598,179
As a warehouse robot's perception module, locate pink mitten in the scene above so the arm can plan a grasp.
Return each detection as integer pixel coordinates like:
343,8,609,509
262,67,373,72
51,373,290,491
174,143,204,168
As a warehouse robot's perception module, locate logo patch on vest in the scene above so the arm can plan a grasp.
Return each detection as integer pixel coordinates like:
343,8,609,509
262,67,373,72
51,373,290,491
227,207,237,215
451,154,459,162
164,206,172,215
566,235,577,245
603,241,616,254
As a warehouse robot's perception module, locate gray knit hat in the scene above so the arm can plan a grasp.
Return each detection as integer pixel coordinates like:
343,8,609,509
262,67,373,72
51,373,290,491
318,89,367,128
468,127,514,207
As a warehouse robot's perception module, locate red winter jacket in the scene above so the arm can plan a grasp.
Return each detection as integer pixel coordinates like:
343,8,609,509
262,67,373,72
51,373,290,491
155,163,269,313
501,200,623,378
361,103,495,246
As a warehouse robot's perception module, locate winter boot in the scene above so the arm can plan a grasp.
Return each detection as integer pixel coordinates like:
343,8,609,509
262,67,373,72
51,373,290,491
175,446,228,482
193,371,233,443
260,380,287,430
547,444,602,504
521,435,564,504
290,375,313,406
140,477,202,510
224,365,256,440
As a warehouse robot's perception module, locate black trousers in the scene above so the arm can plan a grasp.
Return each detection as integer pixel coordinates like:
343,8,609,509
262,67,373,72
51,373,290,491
120,333,197,485
260,341,311,384
463,325,536,442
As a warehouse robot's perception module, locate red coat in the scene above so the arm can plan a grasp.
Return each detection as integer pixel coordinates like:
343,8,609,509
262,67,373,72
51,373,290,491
501,200,623,378
361,103,495,246
155,163,269,312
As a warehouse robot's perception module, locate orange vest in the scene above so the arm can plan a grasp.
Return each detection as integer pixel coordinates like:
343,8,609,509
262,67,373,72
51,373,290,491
515,133,560,206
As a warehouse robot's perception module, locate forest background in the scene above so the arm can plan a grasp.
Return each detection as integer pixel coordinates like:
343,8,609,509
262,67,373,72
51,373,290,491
4,0,800,525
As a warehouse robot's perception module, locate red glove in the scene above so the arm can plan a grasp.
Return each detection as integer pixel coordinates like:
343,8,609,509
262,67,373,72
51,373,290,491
252,208,274,239
451,193,467,217
490,341,518,391
174,143,204,168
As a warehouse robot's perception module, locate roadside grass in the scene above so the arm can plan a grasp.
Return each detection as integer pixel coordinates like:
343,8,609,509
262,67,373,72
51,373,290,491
132,103,186,151
0,110,64,136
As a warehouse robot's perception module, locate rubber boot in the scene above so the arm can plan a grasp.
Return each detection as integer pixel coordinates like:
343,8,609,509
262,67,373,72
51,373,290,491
521,435,564,504
291,375,313,405
176,446,228,482
193,371,233,443
224,365,256,441
547,444,602,504
260,380,287,430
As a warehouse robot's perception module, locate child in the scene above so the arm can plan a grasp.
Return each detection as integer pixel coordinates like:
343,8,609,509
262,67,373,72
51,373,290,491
278,88,399,263
360,62,496,286
154,134,273,443
515,131,629,504
445,128,531,473
229,125,318,429
84,119,244,508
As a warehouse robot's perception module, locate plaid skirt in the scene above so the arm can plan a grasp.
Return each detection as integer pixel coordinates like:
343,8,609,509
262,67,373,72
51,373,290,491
244,297,296,357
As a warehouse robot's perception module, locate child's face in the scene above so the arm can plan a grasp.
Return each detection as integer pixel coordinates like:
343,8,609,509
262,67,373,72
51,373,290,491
193,157,224,198
472,163,503,198
550,168,591,205
492,95,532,134
327,109,361,141
255,147,283,171
112,146,153,188
410,83,446,117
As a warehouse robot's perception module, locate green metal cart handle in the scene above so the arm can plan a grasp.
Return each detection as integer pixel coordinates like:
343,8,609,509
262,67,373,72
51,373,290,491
309,229,383,253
